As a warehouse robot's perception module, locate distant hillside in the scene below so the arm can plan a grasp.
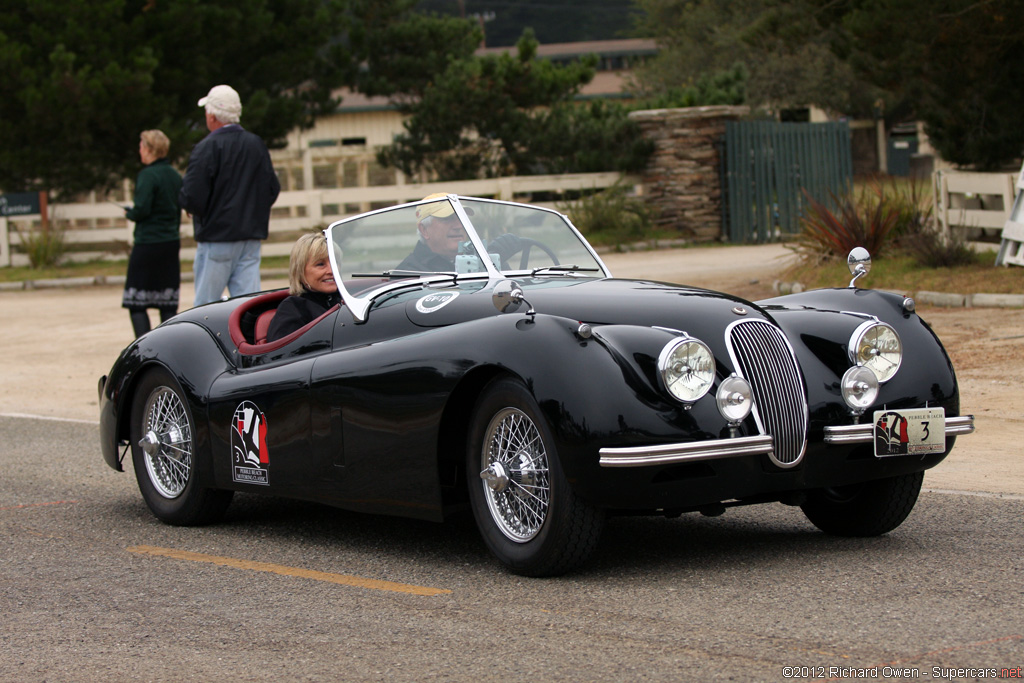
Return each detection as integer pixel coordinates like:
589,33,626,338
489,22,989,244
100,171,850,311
415,0,645,47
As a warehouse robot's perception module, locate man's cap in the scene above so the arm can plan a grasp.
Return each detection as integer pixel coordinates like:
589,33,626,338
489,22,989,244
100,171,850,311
416,193,456,221
198,85,242,116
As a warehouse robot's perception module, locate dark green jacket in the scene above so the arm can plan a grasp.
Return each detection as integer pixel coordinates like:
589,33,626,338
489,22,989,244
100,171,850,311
126,158,183,244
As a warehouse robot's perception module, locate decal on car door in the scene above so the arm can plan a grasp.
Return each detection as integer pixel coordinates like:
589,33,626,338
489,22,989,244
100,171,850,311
232,401,269,485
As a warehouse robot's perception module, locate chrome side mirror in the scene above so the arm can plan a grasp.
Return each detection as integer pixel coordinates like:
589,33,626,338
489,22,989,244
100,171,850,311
492,280,535,317
847,247,871,288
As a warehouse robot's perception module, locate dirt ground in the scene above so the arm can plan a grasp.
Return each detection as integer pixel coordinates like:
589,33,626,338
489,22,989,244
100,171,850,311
1,244,1019,495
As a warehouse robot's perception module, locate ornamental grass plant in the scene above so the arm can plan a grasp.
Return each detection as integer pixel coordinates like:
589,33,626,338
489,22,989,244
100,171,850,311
784,176,1012,292
16,224,67,269
795,177,974,268
795,178,915,262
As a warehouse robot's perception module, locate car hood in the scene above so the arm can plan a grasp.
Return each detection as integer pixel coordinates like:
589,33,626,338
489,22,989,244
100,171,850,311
403,277,770,334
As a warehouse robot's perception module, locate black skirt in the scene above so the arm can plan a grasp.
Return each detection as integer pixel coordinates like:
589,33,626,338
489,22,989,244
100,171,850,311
122,240,181,311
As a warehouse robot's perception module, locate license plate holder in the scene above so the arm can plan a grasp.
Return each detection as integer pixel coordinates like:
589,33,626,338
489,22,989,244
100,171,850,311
873,408,946,457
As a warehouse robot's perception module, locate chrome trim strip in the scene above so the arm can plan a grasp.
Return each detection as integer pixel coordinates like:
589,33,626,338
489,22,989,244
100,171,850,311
598,434,774,468
824,415,975,444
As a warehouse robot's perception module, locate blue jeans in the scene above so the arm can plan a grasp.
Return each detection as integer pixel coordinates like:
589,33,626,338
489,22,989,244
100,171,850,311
193,240,262,306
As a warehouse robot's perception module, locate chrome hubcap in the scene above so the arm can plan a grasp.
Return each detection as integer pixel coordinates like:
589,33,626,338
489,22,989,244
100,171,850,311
481,462,510,493
480,408,550,543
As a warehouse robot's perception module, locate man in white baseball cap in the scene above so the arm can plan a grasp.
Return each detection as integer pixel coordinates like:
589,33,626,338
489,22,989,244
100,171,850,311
395,193,468,272
179,84,281,306
197,85,242,123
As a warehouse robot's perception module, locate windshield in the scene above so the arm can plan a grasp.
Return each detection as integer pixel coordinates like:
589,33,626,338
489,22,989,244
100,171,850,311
325,195,609,320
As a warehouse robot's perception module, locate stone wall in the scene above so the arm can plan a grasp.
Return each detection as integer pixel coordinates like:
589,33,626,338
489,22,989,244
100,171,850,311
629,105,749,242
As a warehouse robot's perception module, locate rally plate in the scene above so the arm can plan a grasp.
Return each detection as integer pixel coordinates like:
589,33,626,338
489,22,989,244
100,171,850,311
874,408,946,457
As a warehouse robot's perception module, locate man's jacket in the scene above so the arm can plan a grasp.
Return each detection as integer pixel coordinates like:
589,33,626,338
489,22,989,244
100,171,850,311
178,125,281,242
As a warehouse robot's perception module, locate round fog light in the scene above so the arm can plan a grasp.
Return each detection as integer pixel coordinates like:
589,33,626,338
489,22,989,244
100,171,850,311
716,375,753,424
841,365,879,414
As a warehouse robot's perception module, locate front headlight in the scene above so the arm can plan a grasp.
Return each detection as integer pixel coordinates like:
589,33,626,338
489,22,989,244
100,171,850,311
659,337,715,404
841,365,879,414
716,375,753,423
849,322,902,383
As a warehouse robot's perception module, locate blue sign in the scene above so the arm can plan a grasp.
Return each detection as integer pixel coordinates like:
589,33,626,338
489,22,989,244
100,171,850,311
0,192,41,217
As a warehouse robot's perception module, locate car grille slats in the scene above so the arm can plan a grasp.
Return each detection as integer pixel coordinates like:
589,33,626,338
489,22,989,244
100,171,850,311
727,319,808,467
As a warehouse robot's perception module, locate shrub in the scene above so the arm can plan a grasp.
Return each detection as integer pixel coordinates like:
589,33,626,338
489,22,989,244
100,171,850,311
557,183,657,247
16,225,67,268
868,176,934,241
796,186,900,261
900,229,977,267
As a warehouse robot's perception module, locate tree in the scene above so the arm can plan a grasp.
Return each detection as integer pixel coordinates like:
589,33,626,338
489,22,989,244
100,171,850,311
631,0,880,117
378,30,631,180
414,0,642,47
831,0,1024,170
634,0,1024,169
0,0,378,196
637,63,748,109
356,10,484,101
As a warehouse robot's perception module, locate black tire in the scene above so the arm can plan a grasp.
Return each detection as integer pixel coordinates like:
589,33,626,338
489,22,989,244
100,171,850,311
466,377,604,576
130,368,232,526
801,471,924,537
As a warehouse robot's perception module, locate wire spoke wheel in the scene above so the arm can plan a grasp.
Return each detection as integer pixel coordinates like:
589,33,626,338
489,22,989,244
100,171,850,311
467,377,604,576
480,407,551,542
130,368,232,526
140,386,193,499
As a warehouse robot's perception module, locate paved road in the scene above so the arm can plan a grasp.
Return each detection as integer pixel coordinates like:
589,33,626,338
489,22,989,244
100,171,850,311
2,416,1022,682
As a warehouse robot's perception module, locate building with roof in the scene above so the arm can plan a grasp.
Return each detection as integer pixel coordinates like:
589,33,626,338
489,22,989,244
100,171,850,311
268,39,658,218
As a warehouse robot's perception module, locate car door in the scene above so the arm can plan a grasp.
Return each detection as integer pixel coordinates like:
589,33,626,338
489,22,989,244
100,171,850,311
206,313,337,497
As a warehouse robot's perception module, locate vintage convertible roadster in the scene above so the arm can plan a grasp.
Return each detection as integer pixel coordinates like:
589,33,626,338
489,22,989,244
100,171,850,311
98,194,974,576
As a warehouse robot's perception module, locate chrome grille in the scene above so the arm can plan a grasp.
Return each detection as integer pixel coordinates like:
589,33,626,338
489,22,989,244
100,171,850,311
727,319,808,467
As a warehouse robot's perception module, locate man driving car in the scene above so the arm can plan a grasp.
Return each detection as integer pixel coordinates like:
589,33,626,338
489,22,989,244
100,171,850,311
395,193,468,272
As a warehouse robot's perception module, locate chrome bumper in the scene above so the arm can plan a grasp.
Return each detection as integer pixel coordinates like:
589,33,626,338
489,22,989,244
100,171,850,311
824,415,975,444
599,434,774,468
598,415,976,468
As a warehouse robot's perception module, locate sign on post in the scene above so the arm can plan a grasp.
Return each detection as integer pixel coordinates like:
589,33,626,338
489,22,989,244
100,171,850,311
0,192,41,217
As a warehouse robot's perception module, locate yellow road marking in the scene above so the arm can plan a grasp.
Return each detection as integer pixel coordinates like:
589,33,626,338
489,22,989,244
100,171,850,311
127,545,451,596
0,500,78,511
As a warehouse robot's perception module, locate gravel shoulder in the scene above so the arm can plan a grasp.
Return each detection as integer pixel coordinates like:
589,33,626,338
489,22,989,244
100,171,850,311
1,244,1018,494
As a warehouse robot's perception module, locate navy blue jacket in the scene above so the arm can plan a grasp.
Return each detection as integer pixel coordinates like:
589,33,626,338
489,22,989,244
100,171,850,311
178,125,281,243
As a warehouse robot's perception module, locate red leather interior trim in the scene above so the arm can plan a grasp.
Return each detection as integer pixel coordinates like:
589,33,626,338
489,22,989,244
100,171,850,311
235,303,341,356
228,290,289,348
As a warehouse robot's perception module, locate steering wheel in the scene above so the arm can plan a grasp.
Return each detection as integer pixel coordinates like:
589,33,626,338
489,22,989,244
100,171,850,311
515,238,560,270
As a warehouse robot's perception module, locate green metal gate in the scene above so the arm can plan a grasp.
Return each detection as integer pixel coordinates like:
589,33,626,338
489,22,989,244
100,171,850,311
723,120,853,243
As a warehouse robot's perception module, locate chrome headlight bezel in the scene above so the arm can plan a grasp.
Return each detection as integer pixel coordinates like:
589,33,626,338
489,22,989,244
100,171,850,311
841,364,879,414
716,375,753,424
848,321,902,384
658,336,716,404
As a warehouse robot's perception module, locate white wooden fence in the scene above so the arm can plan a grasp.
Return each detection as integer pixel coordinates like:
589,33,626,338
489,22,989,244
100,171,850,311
995,165,1024,267
8,167,1017,269
0,172,623,267
933,169,1017,243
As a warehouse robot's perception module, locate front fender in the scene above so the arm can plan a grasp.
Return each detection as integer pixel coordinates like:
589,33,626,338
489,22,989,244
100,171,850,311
98,320,233,474
759,287,961,454
475,317,730,491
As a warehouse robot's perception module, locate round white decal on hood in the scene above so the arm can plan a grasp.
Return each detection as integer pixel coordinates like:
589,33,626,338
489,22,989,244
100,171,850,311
415,291,460,313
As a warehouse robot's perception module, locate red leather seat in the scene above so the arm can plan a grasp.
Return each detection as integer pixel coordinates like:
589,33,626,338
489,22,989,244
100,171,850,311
254,310,276,345
228,290,341,356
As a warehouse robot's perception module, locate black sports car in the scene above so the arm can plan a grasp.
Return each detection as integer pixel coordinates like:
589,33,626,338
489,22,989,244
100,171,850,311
98,194,974,576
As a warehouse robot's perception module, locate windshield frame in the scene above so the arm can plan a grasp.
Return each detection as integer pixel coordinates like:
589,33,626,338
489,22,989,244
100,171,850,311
325,195,611,322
